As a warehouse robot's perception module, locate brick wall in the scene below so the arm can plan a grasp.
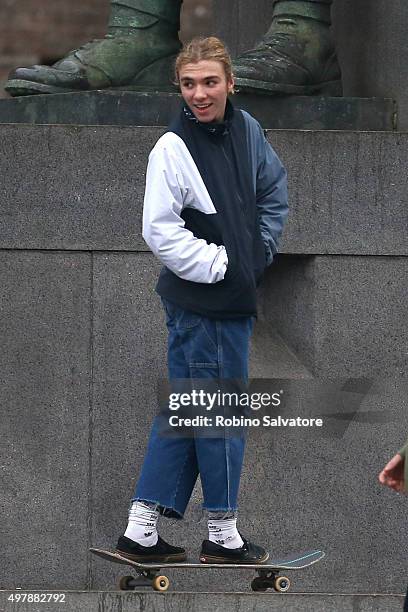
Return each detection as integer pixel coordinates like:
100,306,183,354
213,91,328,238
0,0,212,96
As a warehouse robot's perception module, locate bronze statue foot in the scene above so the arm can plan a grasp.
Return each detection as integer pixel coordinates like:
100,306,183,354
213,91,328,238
233,0,342,96
5,38,180,96
233,34,342,96
5,0,182,96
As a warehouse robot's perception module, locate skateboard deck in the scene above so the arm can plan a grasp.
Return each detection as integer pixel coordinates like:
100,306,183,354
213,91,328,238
90,547,325,592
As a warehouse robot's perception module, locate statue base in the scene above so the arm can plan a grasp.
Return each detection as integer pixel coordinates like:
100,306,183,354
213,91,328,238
0,90,395,130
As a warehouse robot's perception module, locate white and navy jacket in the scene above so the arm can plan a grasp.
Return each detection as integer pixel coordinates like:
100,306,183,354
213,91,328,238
142,100,288,318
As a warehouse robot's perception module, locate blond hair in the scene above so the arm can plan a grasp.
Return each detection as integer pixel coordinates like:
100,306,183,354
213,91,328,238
175,36,233,83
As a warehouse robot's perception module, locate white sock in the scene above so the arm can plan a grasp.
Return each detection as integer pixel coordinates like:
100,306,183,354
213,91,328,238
124,501,159,546
208,515,244,549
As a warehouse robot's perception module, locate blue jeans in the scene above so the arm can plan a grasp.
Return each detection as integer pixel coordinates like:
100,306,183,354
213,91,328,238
132,298,254,518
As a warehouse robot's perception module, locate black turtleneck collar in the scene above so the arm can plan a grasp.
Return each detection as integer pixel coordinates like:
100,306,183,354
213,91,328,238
182,98,234,136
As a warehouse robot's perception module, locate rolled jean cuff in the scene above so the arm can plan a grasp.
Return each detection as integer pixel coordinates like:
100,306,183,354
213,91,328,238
203,506,238,514
131,497,184,520
207,509,238,520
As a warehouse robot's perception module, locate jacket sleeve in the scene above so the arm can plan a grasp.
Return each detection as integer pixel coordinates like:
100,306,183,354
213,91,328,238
255,125,288,266
398,438,408,458
142,140,228,284
398,438,408,491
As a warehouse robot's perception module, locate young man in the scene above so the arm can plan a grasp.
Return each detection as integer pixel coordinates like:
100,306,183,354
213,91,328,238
115,37,288,564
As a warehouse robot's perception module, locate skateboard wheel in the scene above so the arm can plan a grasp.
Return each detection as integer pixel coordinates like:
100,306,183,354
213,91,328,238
119,575,135,591
274,575,290,592
251,577,268,592
152,575,170,592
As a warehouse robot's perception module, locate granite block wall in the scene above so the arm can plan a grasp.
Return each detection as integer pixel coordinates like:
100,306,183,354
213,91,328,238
0,124,407,593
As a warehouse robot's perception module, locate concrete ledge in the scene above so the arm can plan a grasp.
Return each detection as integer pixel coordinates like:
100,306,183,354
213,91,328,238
0,591,405,612
0,91,395,131
0,125,407,255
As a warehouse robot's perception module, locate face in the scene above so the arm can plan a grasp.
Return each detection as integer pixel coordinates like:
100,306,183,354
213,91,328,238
178,60,234,123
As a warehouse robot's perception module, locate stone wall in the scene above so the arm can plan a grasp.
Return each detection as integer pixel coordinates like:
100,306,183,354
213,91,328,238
0,123,407,593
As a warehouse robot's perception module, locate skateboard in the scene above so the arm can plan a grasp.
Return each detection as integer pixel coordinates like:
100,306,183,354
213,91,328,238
90,547,324,592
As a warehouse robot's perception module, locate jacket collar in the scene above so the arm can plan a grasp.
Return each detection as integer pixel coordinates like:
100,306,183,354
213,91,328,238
182,99,234,136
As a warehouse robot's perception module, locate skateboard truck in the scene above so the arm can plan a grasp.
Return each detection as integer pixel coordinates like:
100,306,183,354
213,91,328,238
251,569,290,592
119,572,170,592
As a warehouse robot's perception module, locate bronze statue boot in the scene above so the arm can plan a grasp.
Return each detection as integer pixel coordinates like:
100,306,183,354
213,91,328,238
233,0,342,96
5,0,183,96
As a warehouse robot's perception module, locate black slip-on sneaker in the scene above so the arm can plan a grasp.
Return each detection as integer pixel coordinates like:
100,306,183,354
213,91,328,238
199,536,269,564
116,535,187,563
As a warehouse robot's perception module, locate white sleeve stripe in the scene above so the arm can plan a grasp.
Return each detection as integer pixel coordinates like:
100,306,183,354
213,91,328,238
157,132,217,214
142,132,228,284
